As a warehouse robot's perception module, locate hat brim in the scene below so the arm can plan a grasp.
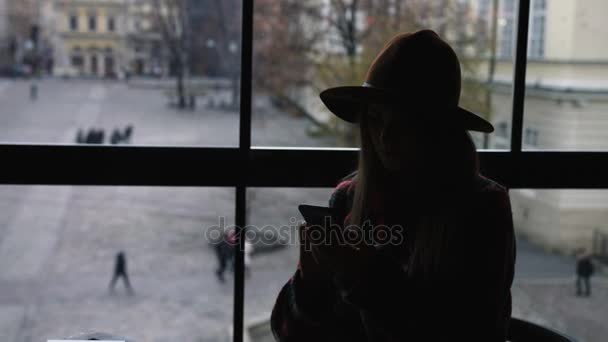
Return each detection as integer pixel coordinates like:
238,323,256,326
319,86,494,133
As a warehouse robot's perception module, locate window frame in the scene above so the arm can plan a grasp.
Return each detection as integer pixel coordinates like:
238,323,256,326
2,1,608,342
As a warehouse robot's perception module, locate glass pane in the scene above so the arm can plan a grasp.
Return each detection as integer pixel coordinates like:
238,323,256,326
244,187,607,342
0,186,234,341
244,188,331,341
0,0,241,146
252,0,514,149
472,0,518,150
511,189,607,342
523,0,608,150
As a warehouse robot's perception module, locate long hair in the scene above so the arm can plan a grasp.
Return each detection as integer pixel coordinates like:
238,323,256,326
347,105,480,279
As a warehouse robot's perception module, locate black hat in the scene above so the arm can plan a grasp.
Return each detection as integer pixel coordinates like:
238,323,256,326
319,29,494,133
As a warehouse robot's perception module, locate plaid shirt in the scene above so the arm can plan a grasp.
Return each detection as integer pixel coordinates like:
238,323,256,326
270,172,516,342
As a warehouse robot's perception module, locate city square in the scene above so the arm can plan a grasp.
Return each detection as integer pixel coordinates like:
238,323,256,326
0,78,603,341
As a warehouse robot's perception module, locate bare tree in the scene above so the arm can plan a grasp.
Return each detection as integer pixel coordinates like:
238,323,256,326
152,0,192,109
256,0,493,145
253,0,325,114
6,0,40,67
209,0,241,110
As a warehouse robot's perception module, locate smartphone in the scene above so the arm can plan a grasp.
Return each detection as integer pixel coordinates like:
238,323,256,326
298,204,339,227
298,204,360,251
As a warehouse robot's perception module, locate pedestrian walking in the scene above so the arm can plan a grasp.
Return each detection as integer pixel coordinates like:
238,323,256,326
109,251,134,295
98,128,105,144
76,129,85,144
226,229,237,273
110,128,121,145
576,248,594,297
124,124,134,144
29,83,38,101
244,238,254,278
214,231,234,283
85,129,95,144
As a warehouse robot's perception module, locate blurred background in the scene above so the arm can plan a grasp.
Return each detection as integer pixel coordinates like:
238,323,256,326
0,0,607,341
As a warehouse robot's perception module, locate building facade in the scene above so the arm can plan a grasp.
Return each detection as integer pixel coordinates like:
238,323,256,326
470,0,608,254
52,0,129,77
0,0,41,68
125,0,167,76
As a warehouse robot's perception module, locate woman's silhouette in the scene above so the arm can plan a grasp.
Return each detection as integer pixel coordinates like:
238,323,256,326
271,29,516,341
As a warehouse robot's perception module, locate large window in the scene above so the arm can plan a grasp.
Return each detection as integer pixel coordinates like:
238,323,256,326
0,1,242,146
0,186,234,341
1,1,607,342
88,12,97,32
510,188,608,342
107,16,116,32
252,0,515,150
499,0,517,58
528,0,546,58
69,13,78,31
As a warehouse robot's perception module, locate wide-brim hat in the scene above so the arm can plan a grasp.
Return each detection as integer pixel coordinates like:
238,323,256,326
319,29,494,133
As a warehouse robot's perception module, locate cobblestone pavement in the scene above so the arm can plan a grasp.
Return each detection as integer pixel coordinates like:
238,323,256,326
511,234,608,342
0,78,336,342
0,79,605,342
512,279,608,342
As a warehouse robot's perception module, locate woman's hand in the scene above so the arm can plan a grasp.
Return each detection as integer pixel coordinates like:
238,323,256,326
302,222,378,281
297,222,334,284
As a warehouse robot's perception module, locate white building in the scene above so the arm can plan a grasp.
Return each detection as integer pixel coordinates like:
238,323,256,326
471,0,608,254
49,0,130,77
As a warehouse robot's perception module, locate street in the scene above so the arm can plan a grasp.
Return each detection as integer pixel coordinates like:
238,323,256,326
0,78,604,342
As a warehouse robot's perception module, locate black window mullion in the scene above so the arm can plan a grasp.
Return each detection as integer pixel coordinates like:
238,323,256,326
234,0,254,341
510,0,531,153
0,145,243,186
1,146,608,188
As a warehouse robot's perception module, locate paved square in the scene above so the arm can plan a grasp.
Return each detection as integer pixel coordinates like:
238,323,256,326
0,78,604,342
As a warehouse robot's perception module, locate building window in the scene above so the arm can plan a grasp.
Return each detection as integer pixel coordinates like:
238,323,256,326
498,0,516,58
478,0,491,19
88,12,97,31
497,121,509,138
503,0,515,12
499,18,514,57
529,0,547,58
525,127,540,147
108,17,116,32
69,13,78,31
90,55,99,74
104,56,115,76
70,55,83,68
534,0,547,11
